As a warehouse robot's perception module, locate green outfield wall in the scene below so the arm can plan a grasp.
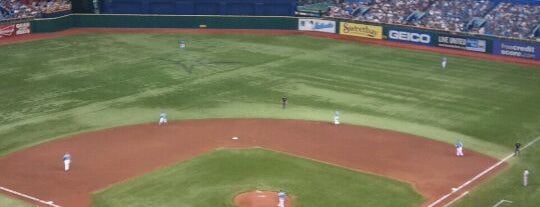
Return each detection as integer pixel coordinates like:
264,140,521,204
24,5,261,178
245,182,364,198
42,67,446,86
30,14,297,33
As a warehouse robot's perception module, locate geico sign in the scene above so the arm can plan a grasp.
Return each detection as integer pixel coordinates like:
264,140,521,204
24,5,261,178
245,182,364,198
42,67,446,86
389,30,430,43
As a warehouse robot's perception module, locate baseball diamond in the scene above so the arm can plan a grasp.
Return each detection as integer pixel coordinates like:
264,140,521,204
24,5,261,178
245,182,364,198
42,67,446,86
0,4,540,207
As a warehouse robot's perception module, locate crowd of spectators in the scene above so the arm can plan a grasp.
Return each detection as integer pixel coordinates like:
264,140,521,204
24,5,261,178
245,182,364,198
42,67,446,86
326,0,366,18
0,0,71,21
419,0,493,32
316,0,539,39
483,2,540,39
357,0,430,24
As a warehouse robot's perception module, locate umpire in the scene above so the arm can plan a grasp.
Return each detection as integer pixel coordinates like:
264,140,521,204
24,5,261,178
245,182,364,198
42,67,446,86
514,142,522,156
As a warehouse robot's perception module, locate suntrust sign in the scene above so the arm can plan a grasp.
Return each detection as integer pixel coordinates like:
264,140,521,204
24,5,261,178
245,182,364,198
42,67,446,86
384,27,433,45
339,22,382,39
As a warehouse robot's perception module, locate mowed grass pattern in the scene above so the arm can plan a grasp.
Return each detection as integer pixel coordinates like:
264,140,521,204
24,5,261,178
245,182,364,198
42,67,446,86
0,33,539,206
91,148,423,207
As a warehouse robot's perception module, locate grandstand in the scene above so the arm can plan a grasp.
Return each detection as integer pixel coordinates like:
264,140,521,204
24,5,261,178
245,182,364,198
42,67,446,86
1,0,538,40
320,0,540,40
0,0,71,21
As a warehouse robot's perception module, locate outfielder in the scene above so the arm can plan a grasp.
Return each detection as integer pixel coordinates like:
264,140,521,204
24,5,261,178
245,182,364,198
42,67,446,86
455,140,464,156
159,112,168,125
523,169,530,186
281,96,288,109
441,56,447,69
179,39,186,49
63,153,71,171
277,190,286,207
334,111,340,125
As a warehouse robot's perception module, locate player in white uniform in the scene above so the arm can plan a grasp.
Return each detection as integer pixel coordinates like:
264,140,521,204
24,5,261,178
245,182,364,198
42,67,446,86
455,140,464,156
63,153,71,171
159,112,168,125
441,57,447,69
277,190,286,207
523,169,530,186
334,111,340,125
179,39,186,49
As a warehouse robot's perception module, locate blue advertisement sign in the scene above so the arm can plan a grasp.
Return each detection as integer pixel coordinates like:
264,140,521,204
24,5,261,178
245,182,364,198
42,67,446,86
493,40,539,59
384,27,433,45
437,35,488,53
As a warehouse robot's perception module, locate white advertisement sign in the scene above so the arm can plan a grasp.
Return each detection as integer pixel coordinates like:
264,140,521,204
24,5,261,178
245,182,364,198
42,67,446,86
298,19,336,33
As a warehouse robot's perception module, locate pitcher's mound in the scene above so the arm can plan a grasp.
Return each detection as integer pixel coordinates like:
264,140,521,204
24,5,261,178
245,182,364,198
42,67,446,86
234,190,293,207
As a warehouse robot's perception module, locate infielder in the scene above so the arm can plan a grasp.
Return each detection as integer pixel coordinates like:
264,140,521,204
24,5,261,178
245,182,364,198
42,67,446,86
441,56,447,69
523,169,530,186
277,190,286,207
455,140,464,156
159,112,168,125
334,111,340,125
63,153,71,171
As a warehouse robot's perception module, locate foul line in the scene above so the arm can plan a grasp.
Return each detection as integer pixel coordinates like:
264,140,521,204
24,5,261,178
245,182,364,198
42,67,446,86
442,191,469,207
0,186,62,207
492,199,513,207
428,136,540,207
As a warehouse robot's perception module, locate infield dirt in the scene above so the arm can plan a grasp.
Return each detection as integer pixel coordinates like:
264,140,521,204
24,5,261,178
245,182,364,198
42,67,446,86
0,119,502,207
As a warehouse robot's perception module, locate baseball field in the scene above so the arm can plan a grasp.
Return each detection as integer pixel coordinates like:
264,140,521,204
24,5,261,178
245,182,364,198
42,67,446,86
0,31,539,207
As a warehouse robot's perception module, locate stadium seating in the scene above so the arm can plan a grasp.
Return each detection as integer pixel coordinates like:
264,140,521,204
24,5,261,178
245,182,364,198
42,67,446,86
419,0,494,32
0,0,71,22
358,0,431,24
316,0,540,40
483,2,540,39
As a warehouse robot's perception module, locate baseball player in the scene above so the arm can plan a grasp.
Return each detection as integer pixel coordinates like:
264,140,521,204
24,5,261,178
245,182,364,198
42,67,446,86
441,56,447,69
281,96,288,109
334,111,340,125
159,112,168,125
514,142,522,156
277,190,286,207
179,39,186,49
523,169,530,186
63,153,71,171
455,140,464,156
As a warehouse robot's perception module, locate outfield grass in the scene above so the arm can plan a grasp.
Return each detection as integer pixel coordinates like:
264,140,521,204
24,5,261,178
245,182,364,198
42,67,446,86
0,194,33,207
0,33,539,206
92,148,423,207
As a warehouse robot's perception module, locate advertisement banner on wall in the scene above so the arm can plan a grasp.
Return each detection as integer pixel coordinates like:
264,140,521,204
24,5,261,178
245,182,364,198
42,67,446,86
493,40,539,59
384,26,433,45
339,22,382,39
298,19,336,33
437,35,488,53
0,22,31,38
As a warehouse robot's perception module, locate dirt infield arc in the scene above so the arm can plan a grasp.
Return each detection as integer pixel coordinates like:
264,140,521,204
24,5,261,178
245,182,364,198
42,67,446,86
0,119,501,207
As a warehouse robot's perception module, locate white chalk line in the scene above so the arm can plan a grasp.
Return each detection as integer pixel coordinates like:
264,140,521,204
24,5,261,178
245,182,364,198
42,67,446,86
0,186,62,207
442,191,469,207
492,199,513,207
428,136,540,207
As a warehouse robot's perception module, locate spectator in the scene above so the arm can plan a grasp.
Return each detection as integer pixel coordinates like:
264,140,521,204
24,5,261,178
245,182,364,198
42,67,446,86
0,0,71,22
419,0,494,32
483,3,540,39
358,0,430,24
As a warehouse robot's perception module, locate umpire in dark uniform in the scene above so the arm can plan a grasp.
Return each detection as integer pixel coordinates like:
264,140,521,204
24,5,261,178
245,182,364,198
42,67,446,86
514,142,522,156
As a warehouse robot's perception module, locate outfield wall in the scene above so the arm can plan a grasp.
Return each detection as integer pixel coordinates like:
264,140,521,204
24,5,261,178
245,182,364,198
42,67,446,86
27,14,540,60
31,14,297,32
